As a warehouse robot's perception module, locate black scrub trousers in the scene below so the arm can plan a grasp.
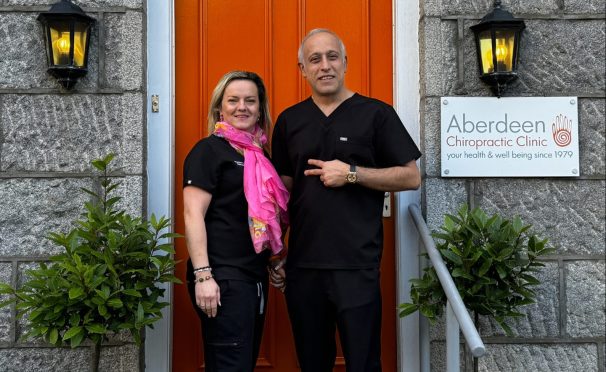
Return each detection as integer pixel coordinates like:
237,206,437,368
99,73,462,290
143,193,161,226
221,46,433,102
187,268,268,372
285,268,382,372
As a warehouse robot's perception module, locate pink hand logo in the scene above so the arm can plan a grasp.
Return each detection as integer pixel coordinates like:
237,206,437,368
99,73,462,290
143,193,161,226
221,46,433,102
552,114,572,147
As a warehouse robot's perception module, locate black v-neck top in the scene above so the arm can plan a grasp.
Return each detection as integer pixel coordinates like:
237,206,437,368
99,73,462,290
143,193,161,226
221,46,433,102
272,93,422,269
183,135,270,281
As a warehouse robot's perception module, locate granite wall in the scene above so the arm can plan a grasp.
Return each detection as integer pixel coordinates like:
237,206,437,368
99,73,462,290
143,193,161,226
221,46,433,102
1,0,604,371
419,0,605,371
0,0,145,371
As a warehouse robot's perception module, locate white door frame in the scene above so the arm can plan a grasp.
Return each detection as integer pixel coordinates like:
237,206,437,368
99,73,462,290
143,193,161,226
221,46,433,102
144,1,421,370
394,0,422,371
145,1,175,371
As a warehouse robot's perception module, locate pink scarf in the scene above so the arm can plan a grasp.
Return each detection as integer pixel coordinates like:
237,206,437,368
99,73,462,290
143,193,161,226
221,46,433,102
213,122,289,254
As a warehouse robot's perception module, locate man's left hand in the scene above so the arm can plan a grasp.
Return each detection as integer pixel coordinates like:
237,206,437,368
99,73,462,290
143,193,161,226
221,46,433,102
305,159,349,187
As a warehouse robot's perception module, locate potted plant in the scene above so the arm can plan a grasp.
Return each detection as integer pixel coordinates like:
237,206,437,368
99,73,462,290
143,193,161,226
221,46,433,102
0,154,181,372
399,204,554,335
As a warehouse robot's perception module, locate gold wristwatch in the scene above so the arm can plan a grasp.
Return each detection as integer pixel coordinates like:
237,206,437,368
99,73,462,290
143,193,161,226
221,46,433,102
346,163,358,184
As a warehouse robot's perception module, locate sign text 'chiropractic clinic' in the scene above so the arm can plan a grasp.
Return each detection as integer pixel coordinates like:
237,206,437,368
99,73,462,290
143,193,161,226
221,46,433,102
440,97,579,177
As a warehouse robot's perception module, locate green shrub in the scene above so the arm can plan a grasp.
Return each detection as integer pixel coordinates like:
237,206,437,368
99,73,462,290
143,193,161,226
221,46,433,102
0,154,180,356
398,204,554,335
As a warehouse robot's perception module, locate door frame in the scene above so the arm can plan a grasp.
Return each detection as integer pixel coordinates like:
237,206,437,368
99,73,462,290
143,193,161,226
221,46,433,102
145,1,421,371
145,1,175,372
393,0,422,371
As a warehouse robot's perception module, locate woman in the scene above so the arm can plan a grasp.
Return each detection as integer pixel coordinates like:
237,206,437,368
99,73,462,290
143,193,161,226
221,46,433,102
183,71,289,371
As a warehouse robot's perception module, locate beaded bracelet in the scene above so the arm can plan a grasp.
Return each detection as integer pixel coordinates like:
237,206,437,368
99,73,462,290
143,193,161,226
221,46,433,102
193,266,212,275
195,274,214,283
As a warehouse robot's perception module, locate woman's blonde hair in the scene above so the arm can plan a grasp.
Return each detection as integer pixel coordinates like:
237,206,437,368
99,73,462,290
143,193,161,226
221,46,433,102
207,71,272,143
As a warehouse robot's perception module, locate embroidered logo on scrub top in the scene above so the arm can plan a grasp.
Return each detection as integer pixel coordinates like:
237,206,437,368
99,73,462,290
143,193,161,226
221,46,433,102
339,137,348,142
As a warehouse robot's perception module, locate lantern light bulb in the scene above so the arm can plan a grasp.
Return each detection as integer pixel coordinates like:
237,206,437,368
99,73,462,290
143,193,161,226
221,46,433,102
495,38,509,63
54,32,70,55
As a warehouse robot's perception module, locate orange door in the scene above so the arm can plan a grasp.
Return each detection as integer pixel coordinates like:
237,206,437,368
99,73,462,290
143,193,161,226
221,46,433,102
174,1,396,371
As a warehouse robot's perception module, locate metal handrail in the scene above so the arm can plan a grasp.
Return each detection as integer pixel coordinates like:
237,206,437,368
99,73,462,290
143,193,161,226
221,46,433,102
408,204,486,360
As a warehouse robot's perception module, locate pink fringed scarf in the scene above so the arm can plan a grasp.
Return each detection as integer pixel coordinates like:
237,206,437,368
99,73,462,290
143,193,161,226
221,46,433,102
213,122,289,254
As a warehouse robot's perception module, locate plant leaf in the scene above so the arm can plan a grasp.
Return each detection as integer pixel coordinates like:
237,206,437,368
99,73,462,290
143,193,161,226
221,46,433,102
49,328,59,344
451,268,475,280
69,287,85,300
136,302,145,323
107,298,123,309
520,274,541,285
85,323,106,334
62,326,83,341
398,303,418,317
440,249,463,265
496,264,507,279
70,330,85,348
123,289,142,297
0,283,15,295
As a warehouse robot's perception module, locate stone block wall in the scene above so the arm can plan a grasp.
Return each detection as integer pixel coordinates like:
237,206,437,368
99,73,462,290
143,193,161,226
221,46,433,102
0,1,145,371
419,0,605,371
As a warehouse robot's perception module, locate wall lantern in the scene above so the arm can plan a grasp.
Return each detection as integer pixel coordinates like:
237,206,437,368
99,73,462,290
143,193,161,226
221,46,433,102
37,0,95,90
470,0,525,97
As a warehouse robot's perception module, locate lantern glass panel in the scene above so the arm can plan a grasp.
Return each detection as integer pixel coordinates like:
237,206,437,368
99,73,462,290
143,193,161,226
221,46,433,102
478,30,494,74
74,21,88,67
49,21,71,66
478,29,517,74
494,29,515,72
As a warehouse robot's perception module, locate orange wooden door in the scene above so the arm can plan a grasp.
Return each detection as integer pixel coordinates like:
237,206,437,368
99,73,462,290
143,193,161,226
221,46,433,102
174,1,396,371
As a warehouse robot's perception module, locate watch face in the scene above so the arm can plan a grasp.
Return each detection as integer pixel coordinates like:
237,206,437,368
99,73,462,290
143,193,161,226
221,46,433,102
347,172,357,183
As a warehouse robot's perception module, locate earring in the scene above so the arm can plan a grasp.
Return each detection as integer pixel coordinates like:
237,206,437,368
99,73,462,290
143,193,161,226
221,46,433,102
219,113,224,122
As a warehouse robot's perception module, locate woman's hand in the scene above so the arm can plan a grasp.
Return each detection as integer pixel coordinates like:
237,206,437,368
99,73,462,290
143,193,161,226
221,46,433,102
195,277,221,317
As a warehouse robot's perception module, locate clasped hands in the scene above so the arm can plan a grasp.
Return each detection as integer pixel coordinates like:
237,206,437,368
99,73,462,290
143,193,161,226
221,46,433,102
269,259,286,292
304,158,350,188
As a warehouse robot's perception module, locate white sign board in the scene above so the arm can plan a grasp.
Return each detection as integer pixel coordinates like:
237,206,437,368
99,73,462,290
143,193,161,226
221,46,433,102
441,97,579,177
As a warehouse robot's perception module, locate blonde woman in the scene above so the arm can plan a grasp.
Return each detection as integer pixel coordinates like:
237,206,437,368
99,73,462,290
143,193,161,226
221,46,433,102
183,71,288,371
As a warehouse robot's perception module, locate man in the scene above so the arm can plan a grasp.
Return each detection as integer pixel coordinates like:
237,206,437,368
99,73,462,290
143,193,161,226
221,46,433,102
271,28,422,372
